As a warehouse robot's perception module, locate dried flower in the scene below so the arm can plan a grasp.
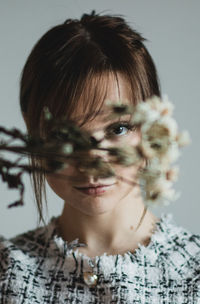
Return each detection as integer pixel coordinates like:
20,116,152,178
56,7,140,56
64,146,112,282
176,130,191,147
0,96,190,208
166,166,179,182
107,146,142,166
43,106,53,121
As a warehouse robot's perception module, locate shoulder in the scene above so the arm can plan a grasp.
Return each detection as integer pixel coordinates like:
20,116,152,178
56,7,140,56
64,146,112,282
160,213,200,255
0,218,58,300
155,213,200,282
0,217,56,273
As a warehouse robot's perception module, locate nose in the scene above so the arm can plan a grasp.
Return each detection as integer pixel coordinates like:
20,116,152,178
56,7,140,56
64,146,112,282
88,134,110,161
89,136,101,147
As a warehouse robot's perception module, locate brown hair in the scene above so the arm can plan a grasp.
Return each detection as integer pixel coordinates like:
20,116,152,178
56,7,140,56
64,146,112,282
20,10,161,224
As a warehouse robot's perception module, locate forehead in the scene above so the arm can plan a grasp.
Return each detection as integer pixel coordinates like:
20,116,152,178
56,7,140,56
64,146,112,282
70,72,132,125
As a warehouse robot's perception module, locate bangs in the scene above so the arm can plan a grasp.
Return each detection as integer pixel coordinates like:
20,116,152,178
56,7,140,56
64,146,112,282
67,70,112,126
48,69,133,128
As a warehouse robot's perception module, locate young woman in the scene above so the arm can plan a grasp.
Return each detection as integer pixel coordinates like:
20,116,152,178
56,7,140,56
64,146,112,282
0,11,199,303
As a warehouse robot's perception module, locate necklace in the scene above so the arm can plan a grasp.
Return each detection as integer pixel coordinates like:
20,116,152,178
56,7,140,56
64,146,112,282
55,206,148,286
82,205,148,286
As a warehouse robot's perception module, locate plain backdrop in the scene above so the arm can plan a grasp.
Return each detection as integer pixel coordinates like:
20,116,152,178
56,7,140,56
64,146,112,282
0,0,199,238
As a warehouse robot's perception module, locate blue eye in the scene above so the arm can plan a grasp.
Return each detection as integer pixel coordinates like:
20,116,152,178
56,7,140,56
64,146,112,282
106,122,136,138
112,125,129,136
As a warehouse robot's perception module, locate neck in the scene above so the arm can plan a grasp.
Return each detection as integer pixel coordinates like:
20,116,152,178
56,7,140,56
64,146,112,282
57,193,157,256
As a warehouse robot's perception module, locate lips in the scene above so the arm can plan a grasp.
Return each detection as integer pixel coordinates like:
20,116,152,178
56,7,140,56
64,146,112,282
76,183,113,188
74,183,115,195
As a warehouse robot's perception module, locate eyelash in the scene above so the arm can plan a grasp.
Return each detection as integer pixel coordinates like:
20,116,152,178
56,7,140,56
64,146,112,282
105,121,137,139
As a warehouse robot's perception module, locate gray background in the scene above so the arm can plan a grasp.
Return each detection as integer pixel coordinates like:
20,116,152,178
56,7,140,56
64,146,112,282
0,0,199,238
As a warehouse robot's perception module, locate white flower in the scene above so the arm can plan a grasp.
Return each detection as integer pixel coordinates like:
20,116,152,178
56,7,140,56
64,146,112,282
145,177,180,206
163,143,180,163
176,130,191,147
145,95,174,116
166,166,179,182
62,143,73,155
103,95,190,207
140,121,171,159
145,96,162,111
158,116,178,140
138,140,156,159
161,95,175,115
131,102,159,125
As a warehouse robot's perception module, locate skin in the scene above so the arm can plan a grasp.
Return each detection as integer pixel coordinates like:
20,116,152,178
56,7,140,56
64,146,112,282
45,74,158,257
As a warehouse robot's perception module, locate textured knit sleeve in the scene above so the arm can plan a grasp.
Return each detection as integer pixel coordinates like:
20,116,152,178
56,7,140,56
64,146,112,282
0,236,12,300
0,235,10,273
189,235,200,300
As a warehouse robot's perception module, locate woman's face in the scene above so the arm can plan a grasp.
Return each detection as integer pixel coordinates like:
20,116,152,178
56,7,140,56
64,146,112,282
46,74,143,216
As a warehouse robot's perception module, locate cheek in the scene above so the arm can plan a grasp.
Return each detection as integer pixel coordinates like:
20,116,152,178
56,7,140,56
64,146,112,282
46,173,72,200
129,130,141,146
114,156,144,184
109,131,141,158
115,165,138,182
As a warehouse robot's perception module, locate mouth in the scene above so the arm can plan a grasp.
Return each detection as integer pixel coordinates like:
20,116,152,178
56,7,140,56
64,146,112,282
74,183,116,195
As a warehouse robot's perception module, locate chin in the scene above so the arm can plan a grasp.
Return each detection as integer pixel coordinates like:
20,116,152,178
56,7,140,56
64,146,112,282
69,194,121,216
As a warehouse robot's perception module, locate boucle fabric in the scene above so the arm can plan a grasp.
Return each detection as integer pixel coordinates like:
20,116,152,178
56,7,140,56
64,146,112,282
0,213,200,303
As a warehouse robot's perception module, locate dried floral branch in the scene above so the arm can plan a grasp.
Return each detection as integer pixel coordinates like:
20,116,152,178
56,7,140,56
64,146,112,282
0,96,190,208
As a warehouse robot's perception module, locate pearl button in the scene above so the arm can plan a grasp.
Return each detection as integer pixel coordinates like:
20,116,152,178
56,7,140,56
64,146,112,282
83,272,98,286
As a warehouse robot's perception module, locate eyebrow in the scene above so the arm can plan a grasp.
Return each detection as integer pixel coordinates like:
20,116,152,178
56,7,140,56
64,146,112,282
100,113,132,123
